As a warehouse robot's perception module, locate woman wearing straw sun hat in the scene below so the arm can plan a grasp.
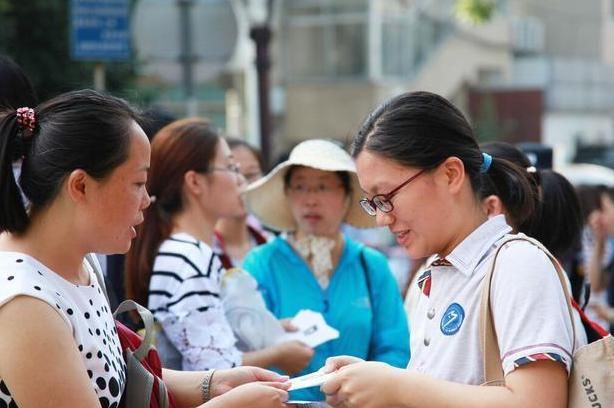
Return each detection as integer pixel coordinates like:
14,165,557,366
242,139,410,402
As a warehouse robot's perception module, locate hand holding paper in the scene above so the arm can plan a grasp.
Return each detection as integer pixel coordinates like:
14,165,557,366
289,370,336,391
277,309,339,348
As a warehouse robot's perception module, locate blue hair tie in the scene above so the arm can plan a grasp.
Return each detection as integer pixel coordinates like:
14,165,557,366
480,152,492,173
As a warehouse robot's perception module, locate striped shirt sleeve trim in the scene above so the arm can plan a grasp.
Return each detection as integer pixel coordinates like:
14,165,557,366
513,352,567,369
502,342,572,361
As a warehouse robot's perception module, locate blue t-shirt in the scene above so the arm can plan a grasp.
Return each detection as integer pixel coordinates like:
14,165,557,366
243,236,410,401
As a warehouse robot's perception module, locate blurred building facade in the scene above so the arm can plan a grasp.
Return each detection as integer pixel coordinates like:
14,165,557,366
132,0,614,167
273,0,614,166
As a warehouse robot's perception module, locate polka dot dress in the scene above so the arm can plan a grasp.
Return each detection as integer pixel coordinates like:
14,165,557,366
0,252,126,408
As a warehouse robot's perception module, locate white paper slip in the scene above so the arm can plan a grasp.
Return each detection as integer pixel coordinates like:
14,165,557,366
289,371,336,391
277,309,339,348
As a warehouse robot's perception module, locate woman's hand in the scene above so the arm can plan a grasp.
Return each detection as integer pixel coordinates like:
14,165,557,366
320,355,364,373
210,366,289,398
321,361,404,408
211,381,289,408
271,341,314,375
279,318,299,332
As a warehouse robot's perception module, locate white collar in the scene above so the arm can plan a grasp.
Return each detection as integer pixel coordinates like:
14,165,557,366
432,215,512,277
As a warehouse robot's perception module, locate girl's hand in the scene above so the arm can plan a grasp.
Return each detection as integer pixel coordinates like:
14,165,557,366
321,361,404,408
320,355,364,374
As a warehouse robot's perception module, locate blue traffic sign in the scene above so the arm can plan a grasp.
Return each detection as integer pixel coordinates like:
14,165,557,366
71,0,130,61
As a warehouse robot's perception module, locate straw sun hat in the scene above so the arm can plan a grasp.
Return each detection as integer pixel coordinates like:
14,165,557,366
246,139,377,232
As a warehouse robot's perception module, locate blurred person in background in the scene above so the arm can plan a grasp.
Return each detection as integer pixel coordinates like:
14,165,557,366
214,138,269,269
125,118,314,373
243,139,410,402
0,55,37,110
586,187,614,333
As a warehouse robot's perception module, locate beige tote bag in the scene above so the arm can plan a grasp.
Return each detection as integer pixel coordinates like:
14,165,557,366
479,236,614,407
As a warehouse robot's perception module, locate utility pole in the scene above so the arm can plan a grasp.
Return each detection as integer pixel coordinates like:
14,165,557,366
178,0,197,116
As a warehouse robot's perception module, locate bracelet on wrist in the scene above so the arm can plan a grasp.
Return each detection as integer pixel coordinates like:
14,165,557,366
201,369,216,403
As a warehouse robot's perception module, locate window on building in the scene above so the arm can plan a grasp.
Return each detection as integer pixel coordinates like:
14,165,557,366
283,0,368,80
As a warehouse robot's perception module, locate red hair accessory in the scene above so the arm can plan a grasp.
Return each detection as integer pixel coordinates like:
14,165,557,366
16,107,36,136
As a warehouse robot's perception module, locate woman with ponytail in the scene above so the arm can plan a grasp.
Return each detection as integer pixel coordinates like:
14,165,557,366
125,118,314,375
0,90,148,408
320,91,587,408
0,91,293,408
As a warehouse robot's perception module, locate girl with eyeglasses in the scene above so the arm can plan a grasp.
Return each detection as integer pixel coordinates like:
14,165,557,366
320,92,587,408
125,118,314,386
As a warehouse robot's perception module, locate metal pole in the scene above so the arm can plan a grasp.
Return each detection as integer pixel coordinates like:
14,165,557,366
178,0,195,114
250,24,272,169
94,62,106,91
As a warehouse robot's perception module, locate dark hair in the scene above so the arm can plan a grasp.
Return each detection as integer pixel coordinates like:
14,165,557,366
125,118,220,306
283,165,352,195
139,107,177,141
576,184,605,223
0,89,139,233
352,91,535,222
529,170,583,260
480,142,541,231
226,137,264,170
0,55,37,110
601,186,614,205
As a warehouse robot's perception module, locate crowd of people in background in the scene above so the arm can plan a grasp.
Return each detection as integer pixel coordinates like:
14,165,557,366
0,54,612,408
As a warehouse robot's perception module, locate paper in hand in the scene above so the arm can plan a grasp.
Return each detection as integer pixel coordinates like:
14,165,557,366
277,309,339,348
289,370,336,391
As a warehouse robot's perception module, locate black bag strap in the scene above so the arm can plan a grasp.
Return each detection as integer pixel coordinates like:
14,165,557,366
359,248,373,304
358,248,374,360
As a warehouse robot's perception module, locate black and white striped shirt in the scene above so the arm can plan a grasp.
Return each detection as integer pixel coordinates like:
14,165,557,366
148,232,241,370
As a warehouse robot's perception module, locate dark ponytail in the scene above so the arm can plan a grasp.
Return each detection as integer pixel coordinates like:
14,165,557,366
0,112,29,232
352,91,536,219
0,89,139,234
479,156,537,229
480,142,540,231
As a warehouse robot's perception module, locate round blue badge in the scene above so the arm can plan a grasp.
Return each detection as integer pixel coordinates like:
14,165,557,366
440,303,465,336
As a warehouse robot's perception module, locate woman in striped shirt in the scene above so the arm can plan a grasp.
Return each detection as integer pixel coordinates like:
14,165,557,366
125,118,313,375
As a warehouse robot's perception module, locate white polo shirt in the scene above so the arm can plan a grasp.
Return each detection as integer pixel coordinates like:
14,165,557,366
406,215,587,384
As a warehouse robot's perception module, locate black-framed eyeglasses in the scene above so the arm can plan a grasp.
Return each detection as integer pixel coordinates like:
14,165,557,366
359,169,426,216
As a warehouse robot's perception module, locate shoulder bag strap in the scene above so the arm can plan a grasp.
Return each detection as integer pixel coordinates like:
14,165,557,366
480,236,576,386
359,248,374,359
114,300,156,361
85,254,111,307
